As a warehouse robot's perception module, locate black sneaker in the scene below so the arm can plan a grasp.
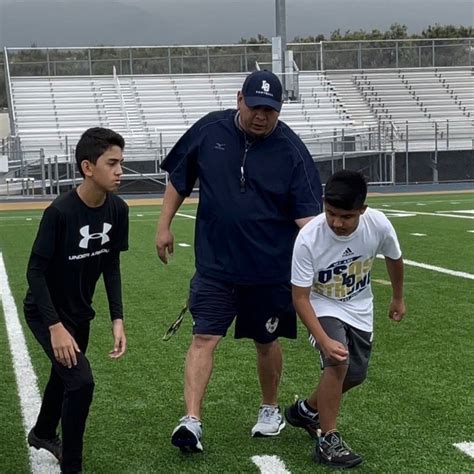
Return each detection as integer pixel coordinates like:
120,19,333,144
314,431,363,469
28,427,62,462
284,401,321,439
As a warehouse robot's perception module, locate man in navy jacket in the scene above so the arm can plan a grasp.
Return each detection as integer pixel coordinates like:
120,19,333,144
156,70,323,452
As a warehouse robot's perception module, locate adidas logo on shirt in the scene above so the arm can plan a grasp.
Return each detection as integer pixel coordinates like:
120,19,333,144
342,247,354,257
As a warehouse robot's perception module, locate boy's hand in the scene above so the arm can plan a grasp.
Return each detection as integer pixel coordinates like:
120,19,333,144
320,337,348,362
109,319,127,359
389,298,406,322
49,322,80,368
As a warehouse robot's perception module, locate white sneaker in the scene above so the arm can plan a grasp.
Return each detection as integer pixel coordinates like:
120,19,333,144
251,405,286,437
171,415,203,452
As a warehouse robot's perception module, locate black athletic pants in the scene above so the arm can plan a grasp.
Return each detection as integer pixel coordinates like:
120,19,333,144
26,314,95,473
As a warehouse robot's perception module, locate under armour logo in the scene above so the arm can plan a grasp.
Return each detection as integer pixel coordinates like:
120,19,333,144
261,80,270,92
79,223,112,249
265,316,279,334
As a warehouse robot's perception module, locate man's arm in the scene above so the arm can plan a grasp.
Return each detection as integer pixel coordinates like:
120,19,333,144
292,285,348,361
385,256,406,322
103,251,127,358
295,216,316,228
155,182,186,264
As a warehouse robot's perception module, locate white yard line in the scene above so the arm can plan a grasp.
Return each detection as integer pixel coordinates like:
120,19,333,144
376,255,474,280
176,212,197,220
373,279,391,286
375,208,474,220
252,455,291,474
0,253,60,473
453,442,474,459
371,198,474,206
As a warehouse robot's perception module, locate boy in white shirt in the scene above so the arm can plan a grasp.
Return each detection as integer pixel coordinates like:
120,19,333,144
286,170,405,469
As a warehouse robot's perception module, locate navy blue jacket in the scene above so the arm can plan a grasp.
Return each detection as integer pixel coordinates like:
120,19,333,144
161,109,322,284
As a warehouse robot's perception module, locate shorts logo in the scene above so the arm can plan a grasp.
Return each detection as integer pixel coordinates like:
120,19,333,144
79,223,112,249
265,316,279,334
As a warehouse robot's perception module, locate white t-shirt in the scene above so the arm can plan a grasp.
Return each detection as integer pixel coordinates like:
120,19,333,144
291,207,402,332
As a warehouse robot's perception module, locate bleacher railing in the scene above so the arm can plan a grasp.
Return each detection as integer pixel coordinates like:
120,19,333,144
4,39,473,77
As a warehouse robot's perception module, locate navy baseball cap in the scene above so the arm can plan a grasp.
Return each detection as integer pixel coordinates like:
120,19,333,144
241,70,283,112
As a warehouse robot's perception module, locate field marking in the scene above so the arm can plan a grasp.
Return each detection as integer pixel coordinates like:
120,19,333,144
370,197,474,206
373,279,391,286
252,455,291,474
176,212,197,220
178,243,191,247
410,233,427,237
453,442,474,459
376,255,474,280
0,253,60,473
448,210,474,214
468,230,474,233
383,212,417,218
376,208,474,220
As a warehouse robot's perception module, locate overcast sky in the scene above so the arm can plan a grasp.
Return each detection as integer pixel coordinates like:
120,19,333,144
0,0,472,48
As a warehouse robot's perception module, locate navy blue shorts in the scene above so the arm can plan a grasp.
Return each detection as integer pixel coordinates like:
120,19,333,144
188,272,297,343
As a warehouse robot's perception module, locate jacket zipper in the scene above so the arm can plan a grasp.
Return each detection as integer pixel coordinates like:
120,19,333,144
240,140,251,193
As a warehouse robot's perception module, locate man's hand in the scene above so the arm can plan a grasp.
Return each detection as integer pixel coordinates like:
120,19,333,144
320,337,349,362
49,322,80,368
109,319,127,359
389,298,406,322
156,227,174,264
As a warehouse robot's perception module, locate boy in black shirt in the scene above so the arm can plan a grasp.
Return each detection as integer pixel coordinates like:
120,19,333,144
24,127,129,473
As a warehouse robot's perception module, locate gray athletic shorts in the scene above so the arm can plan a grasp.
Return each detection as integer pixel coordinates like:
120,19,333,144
310,316,373,382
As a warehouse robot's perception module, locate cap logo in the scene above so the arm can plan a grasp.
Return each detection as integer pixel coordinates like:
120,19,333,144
261,80,270,92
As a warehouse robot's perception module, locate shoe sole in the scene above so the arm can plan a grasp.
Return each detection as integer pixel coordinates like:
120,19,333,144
284,407,320,440
251,420,286,437
314,450,363,469
171,426,203,453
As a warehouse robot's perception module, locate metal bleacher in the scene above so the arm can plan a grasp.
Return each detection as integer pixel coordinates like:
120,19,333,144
8,67,474,160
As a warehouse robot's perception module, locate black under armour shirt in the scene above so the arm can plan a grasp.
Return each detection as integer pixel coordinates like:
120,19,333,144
24,189,129,327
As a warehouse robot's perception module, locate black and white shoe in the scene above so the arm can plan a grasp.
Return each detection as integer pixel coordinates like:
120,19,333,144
284,400,321,439
314,431,363,469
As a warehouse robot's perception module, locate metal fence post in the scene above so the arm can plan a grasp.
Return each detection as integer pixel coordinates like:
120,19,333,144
391,151,396,185
47,158,53,195
433,122,439,183
446,119,449,149
88,49,92,75
55,155,60,194
40,149,46,196
405,122,409,184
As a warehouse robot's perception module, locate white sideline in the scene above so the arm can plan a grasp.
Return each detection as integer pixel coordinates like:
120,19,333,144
252,455,291,474
0,253,60,473
376,255,474,281
454,442,474,459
